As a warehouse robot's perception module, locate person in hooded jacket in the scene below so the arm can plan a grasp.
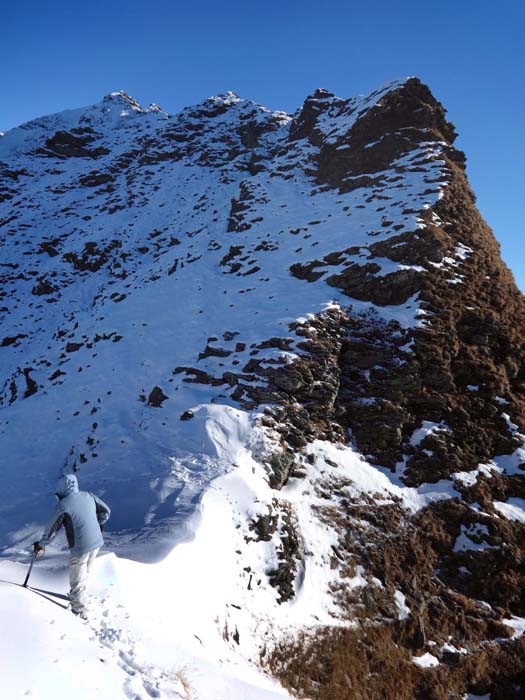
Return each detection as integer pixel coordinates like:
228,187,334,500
34,473,110,619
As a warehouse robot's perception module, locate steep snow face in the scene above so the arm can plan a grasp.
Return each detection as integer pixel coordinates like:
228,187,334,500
0,80,452,559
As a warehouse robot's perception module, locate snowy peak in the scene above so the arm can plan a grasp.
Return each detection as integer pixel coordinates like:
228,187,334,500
290,77,455,149
102,90,145,110
0,96,168,161
207,90,243,105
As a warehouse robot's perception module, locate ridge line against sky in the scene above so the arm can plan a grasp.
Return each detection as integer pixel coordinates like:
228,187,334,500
2,0,523,289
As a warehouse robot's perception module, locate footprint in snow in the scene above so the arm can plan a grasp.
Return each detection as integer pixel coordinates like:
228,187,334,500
87,600,185,699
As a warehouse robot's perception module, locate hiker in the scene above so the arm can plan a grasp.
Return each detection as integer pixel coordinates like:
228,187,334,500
33,473,110,619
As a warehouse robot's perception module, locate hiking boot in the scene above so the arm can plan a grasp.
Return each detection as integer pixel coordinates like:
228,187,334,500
72,609,88,621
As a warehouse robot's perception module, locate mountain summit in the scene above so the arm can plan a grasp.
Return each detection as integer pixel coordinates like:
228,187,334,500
1,78,524,699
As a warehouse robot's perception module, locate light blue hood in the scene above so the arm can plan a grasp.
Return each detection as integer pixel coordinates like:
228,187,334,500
55,473,79,499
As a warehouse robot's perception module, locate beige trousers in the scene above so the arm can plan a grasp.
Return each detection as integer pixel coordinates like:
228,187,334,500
69,548,99,615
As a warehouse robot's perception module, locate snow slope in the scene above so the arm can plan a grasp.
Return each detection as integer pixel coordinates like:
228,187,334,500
0,553,288,700
0,82,452,555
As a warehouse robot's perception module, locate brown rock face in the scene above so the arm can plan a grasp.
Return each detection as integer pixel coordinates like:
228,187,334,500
400,167,525,484
319,78,457,191
258,81,525,699
284,79,525,482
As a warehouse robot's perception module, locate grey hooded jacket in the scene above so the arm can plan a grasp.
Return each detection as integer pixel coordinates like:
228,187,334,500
38,474,111,557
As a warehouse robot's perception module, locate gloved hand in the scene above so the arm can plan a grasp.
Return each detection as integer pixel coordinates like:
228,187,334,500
33,542,45,556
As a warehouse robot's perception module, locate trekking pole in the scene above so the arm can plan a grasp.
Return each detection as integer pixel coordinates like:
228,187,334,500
23,551,37,588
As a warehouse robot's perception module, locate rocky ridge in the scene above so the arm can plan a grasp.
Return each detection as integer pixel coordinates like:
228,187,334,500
1,79,525,699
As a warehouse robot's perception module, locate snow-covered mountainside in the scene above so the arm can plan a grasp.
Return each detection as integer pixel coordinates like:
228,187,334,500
1,78,525,699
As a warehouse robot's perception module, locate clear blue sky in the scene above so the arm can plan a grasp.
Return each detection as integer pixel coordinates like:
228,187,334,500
2,0,523,289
